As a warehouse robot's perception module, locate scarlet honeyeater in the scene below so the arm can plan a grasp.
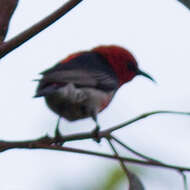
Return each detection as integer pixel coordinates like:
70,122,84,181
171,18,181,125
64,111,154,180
35,45,155,133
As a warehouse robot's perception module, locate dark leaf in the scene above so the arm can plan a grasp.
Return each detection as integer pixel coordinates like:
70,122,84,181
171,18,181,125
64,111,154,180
128,171,145,190
178,0,190,10
0,0,18,42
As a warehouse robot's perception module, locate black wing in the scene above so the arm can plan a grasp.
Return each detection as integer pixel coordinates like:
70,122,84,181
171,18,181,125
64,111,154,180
35,52,119,97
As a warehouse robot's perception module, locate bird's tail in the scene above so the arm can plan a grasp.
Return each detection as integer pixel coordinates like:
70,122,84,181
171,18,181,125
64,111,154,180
34,85,58,98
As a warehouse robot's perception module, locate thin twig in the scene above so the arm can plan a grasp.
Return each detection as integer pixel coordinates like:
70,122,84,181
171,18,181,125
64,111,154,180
35,145,190,172
110,135,162,163
104,110,190,134
45,110,190,144
0,0,83,59
106,137,145,189
180,171,188,190
106,137,131,179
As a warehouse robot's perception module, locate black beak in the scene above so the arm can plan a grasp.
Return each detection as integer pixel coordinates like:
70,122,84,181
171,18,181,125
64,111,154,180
136,69,156,83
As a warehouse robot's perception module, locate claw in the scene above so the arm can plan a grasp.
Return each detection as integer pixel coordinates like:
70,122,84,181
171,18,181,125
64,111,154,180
92,125,101,143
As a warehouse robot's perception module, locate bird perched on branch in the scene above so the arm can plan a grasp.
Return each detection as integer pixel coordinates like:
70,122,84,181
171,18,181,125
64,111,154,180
35,45,155,136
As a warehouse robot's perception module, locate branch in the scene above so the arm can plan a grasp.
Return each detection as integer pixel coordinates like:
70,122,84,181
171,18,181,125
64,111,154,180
106,137,145,189
11,109,190,155
0,0,83,59
0,110,189,184
180,171,188,190
31,145,190,172
36,110,190,145
0,0,18,42
109,135,190,189
110,135,162,164
104,110,190,133
0,138,190,172
106,137,131,179
47,110,190,144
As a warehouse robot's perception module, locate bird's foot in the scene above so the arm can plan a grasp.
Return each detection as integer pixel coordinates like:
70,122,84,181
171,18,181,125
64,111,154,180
91,125,101,143
54,117,64,146
54,127,64,146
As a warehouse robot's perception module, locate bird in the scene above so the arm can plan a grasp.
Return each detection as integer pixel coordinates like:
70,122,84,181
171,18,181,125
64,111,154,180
34,45,155,137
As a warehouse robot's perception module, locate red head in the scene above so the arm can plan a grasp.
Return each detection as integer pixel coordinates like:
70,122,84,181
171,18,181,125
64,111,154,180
92,45,154,86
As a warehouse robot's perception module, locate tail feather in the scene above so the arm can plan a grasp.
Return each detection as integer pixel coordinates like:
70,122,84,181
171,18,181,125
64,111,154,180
34,85,58,98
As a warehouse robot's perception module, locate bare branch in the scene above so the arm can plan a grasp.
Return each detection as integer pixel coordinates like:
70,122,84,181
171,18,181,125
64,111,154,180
0,0,83,59
0,0,18,42
33,145,190,172
106,137,145,189
0,109,189,185
104,110,190,134
110,135,162,164
38,110,190,144
106,137,131,179
180,171,188,190
0,137,190,172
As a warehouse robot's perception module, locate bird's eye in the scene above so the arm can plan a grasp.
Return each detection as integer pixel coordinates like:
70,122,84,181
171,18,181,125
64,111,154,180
127,62,136,71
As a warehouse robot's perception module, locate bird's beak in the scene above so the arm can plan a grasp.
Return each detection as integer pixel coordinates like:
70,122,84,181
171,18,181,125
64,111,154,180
136,69,156,83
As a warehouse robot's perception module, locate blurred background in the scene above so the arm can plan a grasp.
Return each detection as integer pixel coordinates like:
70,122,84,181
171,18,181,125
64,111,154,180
0,0,190,189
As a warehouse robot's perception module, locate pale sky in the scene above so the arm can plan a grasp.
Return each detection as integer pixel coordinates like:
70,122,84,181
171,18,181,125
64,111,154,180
0,0,190,189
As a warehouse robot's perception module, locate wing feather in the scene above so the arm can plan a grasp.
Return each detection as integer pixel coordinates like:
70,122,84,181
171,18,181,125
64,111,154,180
35,52,119,97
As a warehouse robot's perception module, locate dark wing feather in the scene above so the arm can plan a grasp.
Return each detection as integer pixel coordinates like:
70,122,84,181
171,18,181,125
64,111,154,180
35,52,119,97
